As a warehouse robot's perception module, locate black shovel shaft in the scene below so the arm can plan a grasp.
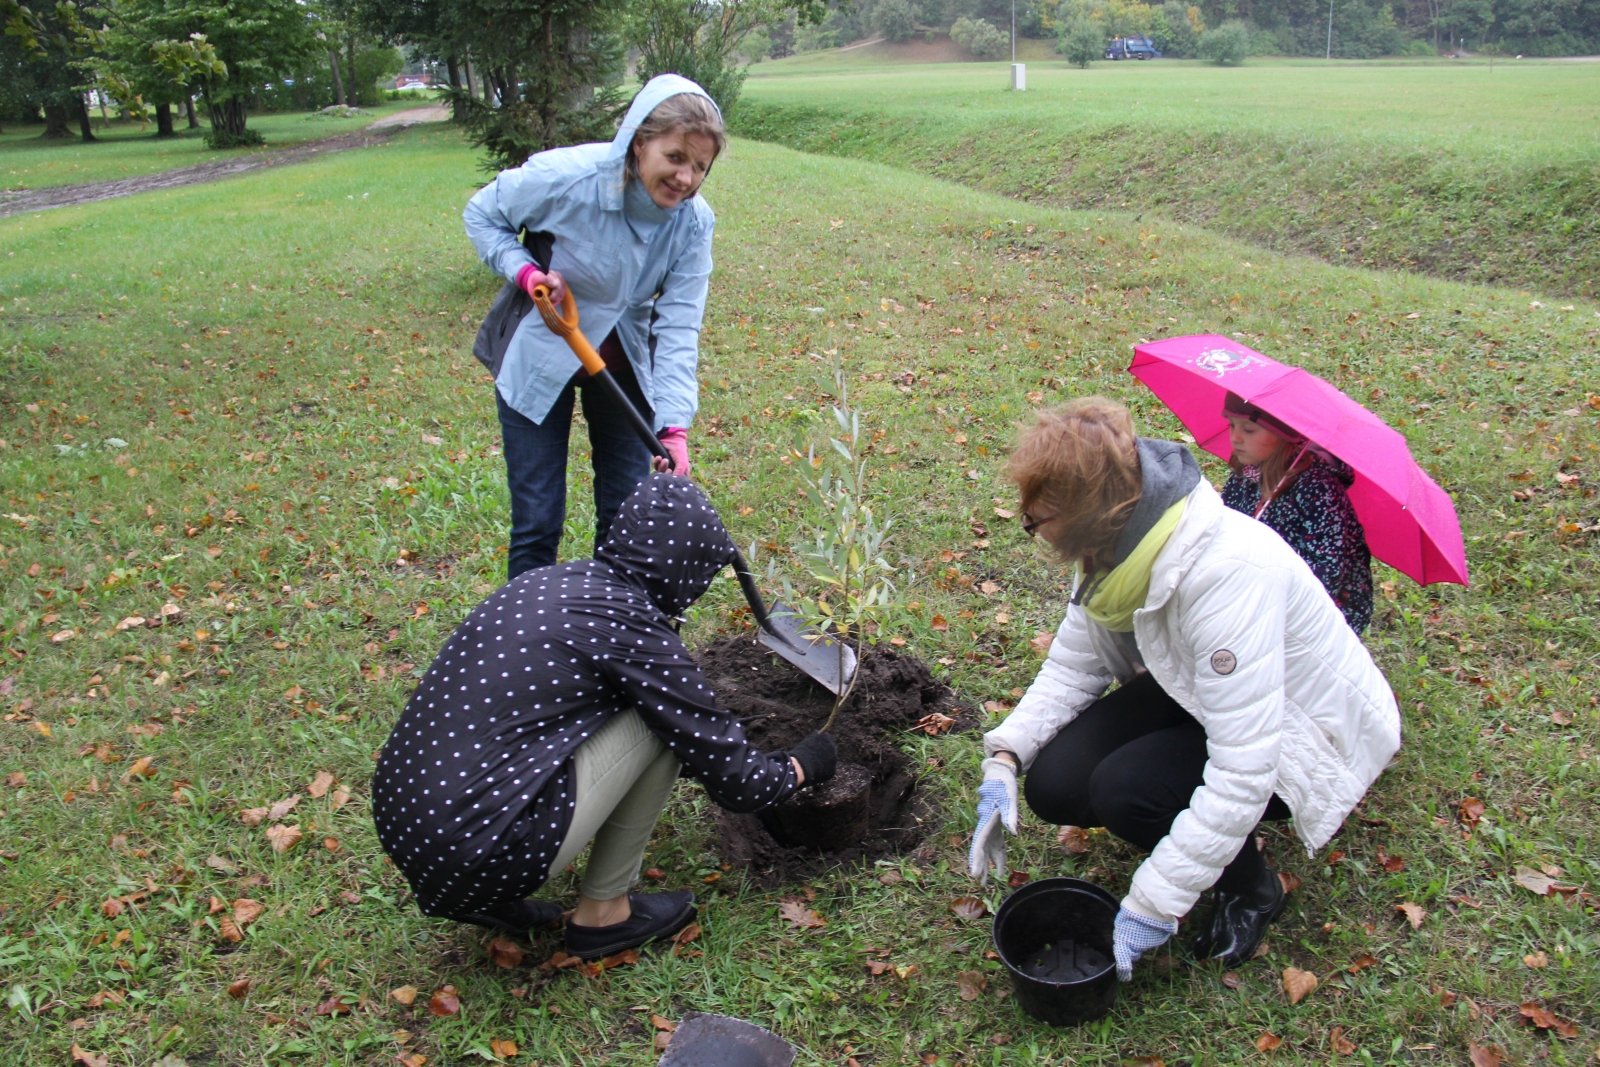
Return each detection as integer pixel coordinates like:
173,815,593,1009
593,367,789,646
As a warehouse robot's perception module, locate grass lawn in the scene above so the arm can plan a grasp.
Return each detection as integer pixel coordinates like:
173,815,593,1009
734,57,1600,297
0,101,426,193
0,123,1597,1066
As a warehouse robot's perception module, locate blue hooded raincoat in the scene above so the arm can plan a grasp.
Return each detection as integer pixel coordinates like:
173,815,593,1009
462,75,718,432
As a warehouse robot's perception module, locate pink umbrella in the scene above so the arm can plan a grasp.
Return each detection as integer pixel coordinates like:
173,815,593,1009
1129,334,1468,587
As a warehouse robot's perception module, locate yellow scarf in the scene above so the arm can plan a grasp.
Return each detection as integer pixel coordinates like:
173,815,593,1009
1080,499,1187,632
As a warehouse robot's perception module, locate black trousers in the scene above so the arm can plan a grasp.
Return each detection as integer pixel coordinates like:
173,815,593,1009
1023,672,1289,897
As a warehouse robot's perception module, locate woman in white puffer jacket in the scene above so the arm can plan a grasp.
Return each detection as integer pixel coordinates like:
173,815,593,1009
969,398,1399,980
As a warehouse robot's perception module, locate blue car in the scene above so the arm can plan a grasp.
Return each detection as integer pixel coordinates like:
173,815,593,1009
1105,35,1162,59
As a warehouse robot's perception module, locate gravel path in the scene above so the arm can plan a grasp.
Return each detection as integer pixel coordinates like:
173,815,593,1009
0,107,450,220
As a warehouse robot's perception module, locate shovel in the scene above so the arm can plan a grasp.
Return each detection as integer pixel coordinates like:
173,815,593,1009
530,284,858,697
658,1012,797,1067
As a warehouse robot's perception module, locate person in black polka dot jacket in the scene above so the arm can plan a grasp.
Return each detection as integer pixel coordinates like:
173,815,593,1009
372,474,836,959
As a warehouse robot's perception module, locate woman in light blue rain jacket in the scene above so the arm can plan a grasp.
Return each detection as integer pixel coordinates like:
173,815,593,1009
464,75,724,579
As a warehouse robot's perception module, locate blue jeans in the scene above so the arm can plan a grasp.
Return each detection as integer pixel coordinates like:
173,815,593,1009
497,366,654,581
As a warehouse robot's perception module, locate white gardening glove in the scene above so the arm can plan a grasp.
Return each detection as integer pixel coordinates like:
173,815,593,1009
1112,905,1179,981
967,757,1020,885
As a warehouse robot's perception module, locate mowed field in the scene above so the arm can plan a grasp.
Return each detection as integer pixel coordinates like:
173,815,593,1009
735,56,1600,297
0,113,1597,1066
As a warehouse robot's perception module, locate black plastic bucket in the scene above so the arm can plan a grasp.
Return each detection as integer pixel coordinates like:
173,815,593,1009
992,877,1119,1026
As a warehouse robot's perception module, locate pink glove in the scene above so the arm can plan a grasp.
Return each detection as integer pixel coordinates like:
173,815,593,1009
515,263,567,307
655,428,689,476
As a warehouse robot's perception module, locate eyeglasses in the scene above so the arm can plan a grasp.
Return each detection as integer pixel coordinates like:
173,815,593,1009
1021,510,1059,537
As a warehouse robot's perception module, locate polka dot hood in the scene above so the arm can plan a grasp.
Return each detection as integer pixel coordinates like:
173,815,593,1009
370,473,799,918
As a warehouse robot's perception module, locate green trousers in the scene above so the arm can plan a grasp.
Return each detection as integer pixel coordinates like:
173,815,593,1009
547,710,680,901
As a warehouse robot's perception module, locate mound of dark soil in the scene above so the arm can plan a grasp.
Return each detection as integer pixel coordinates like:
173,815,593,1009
691,637,976,885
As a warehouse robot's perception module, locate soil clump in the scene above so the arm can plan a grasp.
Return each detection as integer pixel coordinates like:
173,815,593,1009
692,636,976,885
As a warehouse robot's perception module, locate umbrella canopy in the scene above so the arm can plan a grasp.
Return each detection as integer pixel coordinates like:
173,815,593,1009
1129,334,1468,587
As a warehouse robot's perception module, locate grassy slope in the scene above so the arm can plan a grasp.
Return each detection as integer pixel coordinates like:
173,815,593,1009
734,58,1600,298
1,126,1597,1066
0,101,423,192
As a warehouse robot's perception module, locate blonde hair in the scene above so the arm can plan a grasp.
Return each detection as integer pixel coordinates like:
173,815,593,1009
1006,397,1143,572
626,92,726,185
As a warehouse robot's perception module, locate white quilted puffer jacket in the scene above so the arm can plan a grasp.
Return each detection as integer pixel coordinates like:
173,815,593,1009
985,478,1400,923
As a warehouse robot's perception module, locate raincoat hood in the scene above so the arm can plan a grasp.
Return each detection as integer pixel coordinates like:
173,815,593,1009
606,74,722,166
596,474,736,616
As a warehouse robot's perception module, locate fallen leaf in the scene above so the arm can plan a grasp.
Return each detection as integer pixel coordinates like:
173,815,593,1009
1329,1026,1356,1055
265,824,303,853
1459,797,1485,830
428,986,460,1016
315,994,353,1016
1396,902,1426,929
1121,1059,1166,1067
893,963,917,980
323,836,341,853
239,807,269,826
100,898,125,919
949,896,987,921
329,787,352,809
1008,870,1030,888
929,614,949,632
232,899,264,926
1282,967,1319,1005
487,937,524,969
778,900,826,929
490,1039,518,1058
1278,870,1302,894
226,977,251,1000
115,616,146,632
389,985,418,1006
650,1014,676,1032
1030,632,1054,655
1438,989,1458,1007
672,923,702,956
400,1055,426,1067
1514,865,1557,896
601,948,640,969
70,1045,109,1067
122,756,156,782
957,970,987,1001
1523,950,1549,968
916,712,955,736
654,1033,673,1052
6,772,24,788
643,867,665,881
979,580,1000,595
218,916,243,942
1468,1042,1504,1067
51,629,76,643
864,959,890,976
1376,847,1405,873
307,771,335,799
267,794,301,820
1346,954,1379,974
1056,825,1090,853
1255,1033,1283,1051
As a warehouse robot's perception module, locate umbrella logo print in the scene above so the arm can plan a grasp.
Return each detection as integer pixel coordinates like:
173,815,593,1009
1189,348,1261,378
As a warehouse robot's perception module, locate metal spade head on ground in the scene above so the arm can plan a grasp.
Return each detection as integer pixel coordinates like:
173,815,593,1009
531,285,856,697
658,1012,797,1067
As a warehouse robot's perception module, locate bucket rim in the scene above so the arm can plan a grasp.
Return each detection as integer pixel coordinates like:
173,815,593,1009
991,877,1118,987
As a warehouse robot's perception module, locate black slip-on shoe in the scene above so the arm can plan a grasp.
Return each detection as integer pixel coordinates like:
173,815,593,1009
451,898,565,936
1190,874,1287,966
565,890,697,960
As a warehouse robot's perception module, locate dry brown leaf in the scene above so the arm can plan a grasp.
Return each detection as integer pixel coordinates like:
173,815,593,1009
267,794,301,820
1007,870,1031,888
1346,954,1379,974
672,922,702,956
100,898,125,919
1329,1026,1356,1055
329,786,352,809
207,895,226,915
121,756,156,782
1375,847,1405,873
1056,825,1091,854
893,963,917,980
1221,971,1242,989
779,900,826,929
1030,632,1054,656
239,807,269,826
1523,950,1549,969
654,1033,673,1052
949,896,988,921
1278,870,1302,894
956,970,987,1002
218,916,243,943
490,1039,518,1058
1282,967,1319,1004
650,1014,676,1033
1468,1042,1504,1067
601,948,640,969
1514,865,1557,896
1255,1033,1284,1051
6,772,24,788
487,937,524,969
315,994,353,1016
225,977,251,1000
929,614,949,632
1121,1059,1166,1067
1438,989,1458,1007
399,1055,426,1067
265,823,303,853
1459,797,1486,830
916,712,956,736
232,899,264,927
307,771,336,799
323,836,341,853
864,959,890,976
1396,902,1426,929
428,986,461,1016
70,1045,110,1067
389,985,418,1006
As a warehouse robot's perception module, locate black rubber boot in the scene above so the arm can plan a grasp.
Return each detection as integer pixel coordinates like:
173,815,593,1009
450,898,564,936
1190,865,1287,966
565,890,697,960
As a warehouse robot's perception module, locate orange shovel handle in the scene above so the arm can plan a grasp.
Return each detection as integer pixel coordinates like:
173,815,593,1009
531,284,606,377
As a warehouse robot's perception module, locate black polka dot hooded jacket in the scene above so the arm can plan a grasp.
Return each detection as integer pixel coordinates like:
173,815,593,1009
371,475,800,917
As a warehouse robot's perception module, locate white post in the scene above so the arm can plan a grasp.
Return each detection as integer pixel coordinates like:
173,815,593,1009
1011,63,1027,90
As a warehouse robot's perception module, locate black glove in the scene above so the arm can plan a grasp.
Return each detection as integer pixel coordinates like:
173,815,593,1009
787,731,837,787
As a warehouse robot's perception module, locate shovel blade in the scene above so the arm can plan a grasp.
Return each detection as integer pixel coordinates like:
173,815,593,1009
659,1012,796,1067
757,602,857,697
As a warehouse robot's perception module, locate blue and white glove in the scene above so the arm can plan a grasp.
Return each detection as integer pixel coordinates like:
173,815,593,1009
1112,905,1179,981
967,757,1020,885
